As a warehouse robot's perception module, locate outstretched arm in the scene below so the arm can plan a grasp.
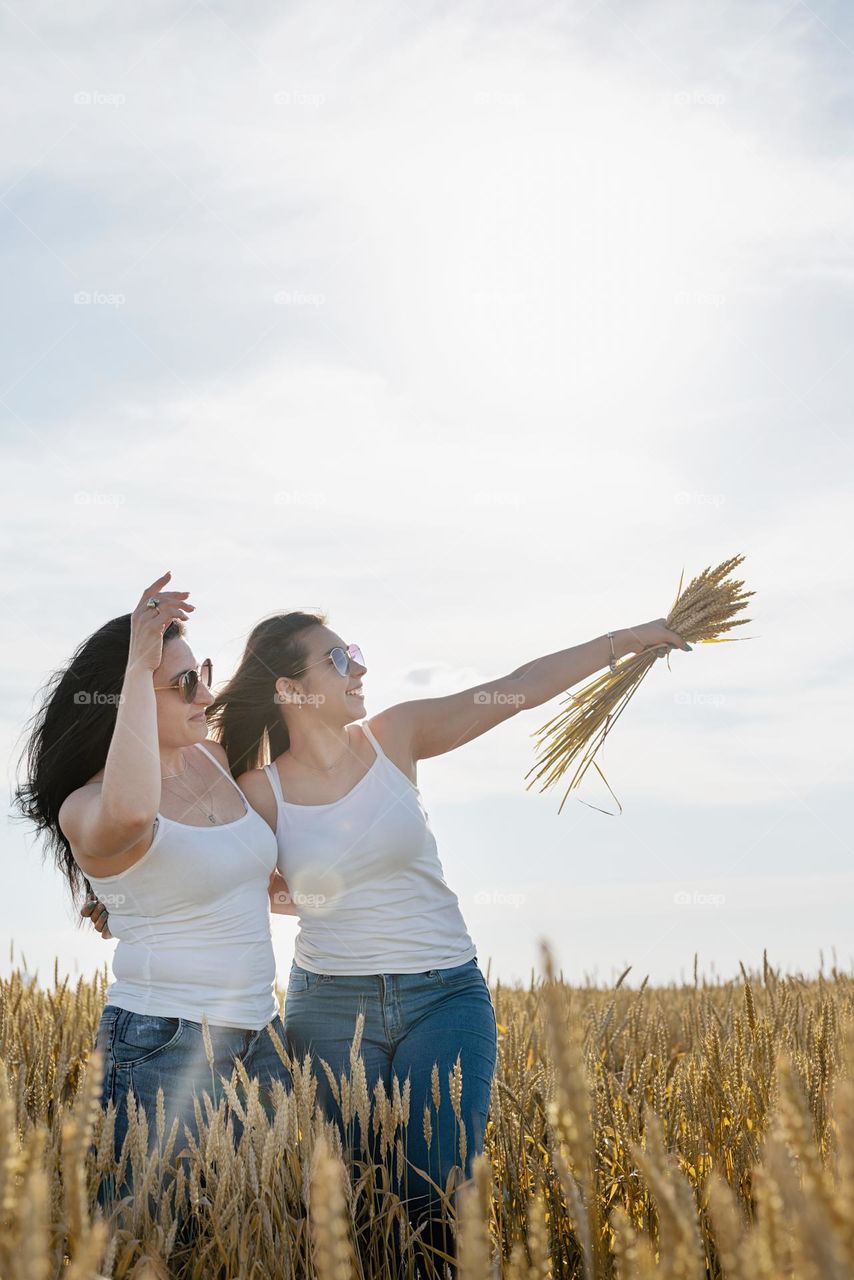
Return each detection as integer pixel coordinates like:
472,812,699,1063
372,619,690,763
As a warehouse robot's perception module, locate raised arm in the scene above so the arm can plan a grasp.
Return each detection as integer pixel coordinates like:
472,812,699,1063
60,572,193,866
371,619,690,763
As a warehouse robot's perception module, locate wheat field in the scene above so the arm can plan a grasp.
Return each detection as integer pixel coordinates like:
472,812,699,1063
1,946,852,1280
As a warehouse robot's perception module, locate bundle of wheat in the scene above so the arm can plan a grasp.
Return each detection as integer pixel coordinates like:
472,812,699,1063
525,554,754,813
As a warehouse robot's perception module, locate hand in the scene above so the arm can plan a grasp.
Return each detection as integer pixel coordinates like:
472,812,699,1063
81,896,112,939
128,571,195,674
619,619,692,658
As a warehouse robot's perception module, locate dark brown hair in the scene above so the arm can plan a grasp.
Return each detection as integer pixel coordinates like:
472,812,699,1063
206,611,326,776
14,614,185,901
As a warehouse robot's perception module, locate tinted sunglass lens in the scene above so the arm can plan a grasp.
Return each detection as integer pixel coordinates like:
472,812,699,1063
330,647,349,677
348,644,365,667
201,659,213,688
181,671,199,703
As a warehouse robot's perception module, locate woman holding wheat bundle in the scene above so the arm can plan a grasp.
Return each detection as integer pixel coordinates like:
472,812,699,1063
82,600,689,1264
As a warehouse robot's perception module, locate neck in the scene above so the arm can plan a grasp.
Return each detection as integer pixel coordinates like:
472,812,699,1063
159,745,191,776
284,718,353,769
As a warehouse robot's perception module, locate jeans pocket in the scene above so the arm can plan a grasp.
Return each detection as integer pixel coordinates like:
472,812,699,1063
288,963,310,994
112,1011,185,1067
437,958,481,986
93,1004,120,1055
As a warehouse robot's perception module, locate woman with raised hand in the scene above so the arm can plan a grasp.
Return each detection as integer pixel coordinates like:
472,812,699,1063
14,573,291,1206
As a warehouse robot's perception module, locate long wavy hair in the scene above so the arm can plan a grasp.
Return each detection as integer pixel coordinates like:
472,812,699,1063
206,611,326,777
13,615,185,901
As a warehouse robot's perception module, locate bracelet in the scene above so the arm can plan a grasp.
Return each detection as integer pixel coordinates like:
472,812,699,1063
606,631,618,673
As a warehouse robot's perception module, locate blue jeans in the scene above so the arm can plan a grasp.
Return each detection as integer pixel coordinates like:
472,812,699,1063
93,1004,290,1211
284,956,498,1269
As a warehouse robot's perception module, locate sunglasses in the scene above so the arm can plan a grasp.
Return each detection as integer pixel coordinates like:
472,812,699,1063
296,643,365,679
153,658,213,703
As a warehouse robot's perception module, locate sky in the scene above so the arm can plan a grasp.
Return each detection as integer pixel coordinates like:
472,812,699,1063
2,0,853,989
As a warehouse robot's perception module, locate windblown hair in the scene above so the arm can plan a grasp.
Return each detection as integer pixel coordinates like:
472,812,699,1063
14,614,185,901
206,612,326,777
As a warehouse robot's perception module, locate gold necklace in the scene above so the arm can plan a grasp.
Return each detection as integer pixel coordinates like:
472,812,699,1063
161,754,219,823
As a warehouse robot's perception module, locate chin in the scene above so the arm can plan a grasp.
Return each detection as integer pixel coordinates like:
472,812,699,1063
344,698,365,723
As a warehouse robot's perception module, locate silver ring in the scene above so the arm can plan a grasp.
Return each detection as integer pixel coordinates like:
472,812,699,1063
145,597,159,610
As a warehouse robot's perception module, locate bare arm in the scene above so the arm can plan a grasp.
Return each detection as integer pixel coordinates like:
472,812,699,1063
60,572,193,863
237,767,299,917
372,619,690,763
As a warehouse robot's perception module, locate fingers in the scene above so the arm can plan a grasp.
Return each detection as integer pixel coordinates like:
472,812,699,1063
139,572,196,612
81,898,111,934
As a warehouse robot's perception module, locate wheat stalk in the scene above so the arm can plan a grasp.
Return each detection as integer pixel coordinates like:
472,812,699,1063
525,554,755,813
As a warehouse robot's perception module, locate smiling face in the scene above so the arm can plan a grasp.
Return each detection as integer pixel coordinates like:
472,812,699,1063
153,636,215,745
276,624,367,728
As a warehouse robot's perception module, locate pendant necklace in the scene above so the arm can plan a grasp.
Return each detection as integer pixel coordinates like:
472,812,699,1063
161,754,218,823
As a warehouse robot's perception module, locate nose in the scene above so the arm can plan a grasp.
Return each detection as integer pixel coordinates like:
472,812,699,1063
195,683,215,707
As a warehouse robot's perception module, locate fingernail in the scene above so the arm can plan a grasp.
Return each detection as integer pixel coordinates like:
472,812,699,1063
685,644,693,651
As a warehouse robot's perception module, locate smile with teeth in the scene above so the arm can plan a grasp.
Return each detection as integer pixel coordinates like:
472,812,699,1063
346,686,364,697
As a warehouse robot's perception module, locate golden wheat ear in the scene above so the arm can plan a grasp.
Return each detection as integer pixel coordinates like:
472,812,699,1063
526,553,755,813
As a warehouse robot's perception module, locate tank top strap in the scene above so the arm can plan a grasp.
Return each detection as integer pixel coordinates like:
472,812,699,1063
264,759,287,808
358,719,385,759
193,742,245,802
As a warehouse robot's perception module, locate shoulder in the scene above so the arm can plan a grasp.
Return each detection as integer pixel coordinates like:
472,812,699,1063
196,738,231,769
236,762,278,833
358,712,417,784
57,781,99,839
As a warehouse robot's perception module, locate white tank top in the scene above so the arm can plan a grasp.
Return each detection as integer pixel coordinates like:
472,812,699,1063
85,742,279,1029
264,720,477,974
